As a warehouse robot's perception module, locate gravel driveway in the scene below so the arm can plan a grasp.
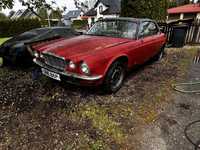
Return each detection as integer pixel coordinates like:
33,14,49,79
134,62,200,150
0,47,199,149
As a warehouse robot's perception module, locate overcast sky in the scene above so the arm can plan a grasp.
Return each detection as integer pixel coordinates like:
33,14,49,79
2,0,77,15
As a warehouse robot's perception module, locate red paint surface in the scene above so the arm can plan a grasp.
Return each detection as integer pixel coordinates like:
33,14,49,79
34,33,166,85
168,4,200,14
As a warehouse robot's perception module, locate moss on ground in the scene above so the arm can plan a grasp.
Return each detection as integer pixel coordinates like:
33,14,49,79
71,102,125,144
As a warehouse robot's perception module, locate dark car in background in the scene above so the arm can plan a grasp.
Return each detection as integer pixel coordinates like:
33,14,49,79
0,26,79,66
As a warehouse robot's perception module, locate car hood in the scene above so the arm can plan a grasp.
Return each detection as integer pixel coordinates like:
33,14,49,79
2,30,54,48
35,35,132,59
4,32,38,45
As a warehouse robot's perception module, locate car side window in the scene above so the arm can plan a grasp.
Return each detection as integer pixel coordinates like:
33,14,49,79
139,21,159,38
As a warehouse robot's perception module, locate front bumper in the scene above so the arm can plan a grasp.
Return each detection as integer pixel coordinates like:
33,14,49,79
33,58,103,82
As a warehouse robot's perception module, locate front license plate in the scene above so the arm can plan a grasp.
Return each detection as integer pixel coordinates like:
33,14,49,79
42,68,61,81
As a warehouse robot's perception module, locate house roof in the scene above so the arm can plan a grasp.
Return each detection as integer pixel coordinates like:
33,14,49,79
95,0,121,15
84,0,121,16
10,9,37,19
64,10,81,20
168,4,200,14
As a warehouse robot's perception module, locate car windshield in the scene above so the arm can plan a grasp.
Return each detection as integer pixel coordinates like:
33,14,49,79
87,20,137,39
30,28,50,34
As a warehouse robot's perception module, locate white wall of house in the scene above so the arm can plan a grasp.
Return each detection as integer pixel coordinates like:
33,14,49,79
180,13,184,19
168,12,200,20
197,13,200,19
86,1,120,28
87,14,119,28
103,14,120,18
85,0,98,10
96,2,108,19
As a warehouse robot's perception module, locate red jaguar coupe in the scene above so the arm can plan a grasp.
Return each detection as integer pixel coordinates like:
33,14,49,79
32,18,166,93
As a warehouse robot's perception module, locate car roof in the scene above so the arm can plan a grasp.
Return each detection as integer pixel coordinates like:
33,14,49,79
100,17,154,23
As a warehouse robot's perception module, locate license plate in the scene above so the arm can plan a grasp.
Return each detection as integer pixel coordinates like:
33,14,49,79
41,68,61,81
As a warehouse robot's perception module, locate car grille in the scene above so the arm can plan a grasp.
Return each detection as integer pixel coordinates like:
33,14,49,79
43,53,66,70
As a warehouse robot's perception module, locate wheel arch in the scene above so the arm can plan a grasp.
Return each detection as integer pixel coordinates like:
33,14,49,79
103,55,129,77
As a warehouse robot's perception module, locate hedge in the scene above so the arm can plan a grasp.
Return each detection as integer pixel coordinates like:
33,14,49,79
0,19,42,38
72,20,88,29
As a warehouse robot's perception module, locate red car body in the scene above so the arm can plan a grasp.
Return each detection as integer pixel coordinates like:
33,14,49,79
32,18,166,92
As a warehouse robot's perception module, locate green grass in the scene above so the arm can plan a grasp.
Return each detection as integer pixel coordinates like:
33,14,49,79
0,38,10,45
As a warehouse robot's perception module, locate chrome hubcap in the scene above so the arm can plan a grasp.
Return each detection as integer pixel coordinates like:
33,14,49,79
110,66,124,89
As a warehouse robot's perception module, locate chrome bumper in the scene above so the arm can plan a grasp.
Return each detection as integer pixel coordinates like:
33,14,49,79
33,58,103,81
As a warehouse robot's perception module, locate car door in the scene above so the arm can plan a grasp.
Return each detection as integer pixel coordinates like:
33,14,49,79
138,21,160,62
147,22,164,57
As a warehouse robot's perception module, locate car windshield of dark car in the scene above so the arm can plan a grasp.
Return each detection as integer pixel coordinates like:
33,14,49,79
9,32,38,42
31,28,50,34
87,20,137,39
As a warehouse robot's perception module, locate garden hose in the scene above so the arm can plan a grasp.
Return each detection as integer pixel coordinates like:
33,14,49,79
184,120,200,150
172,82,200,93
172,81,200,149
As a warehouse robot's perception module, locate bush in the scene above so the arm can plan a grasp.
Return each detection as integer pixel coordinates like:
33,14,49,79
72,20,88,29
0,19,42,38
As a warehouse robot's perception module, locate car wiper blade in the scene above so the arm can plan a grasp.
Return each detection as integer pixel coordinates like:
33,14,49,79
86,33,107,37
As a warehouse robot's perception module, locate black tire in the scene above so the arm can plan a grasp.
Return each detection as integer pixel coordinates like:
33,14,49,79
103,61,126,93
154,46,165,61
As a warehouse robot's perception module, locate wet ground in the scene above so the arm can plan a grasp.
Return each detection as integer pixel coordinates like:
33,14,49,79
0,47,199,149
134,62,200,150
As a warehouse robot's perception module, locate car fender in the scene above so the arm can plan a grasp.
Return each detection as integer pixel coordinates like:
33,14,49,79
103,54,129,77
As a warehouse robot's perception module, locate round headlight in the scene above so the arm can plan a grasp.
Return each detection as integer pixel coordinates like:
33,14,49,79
69,61,76,69
81,62,90,74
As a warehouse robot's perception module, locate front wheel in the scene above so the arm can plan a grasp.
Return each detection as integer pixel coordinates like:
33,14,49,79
103,61,126,93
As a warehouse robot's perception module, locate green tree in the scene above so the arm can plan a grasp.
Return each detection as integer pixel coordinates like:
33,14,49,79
0,0,14,9
51,8,62,19
121,0,168,20
0,12,7,20
38,7,62,19
168,1,177,8
8,10,15,18
37,7,48,19
0,0,53,19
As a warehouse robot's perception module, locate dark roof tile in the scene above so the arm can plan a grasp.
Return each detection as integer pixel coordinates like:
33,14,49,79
64,10,81,19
